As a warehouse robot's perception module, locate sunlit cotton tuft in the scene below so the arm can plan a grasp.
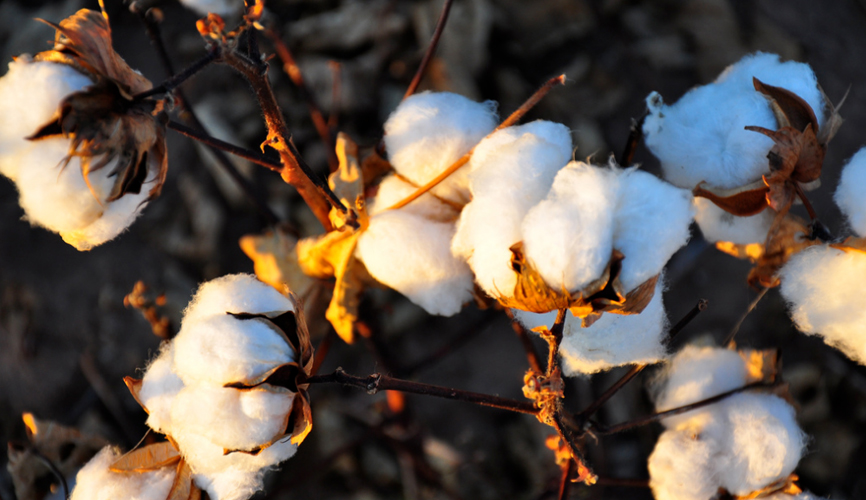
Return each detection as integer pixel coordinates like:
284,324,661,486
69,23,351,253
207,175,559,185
835,147,866,237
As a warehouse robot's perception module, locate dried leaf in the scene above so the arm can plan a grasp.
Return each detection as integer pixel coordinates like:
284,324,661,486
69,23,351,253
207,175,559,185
734,473,801,499
693,180,769,216
715,241,764,261
240,228,317,299
739,348,779,384
109,441,180,472
748,213,818,288
830,236,866,255
124,376,147,413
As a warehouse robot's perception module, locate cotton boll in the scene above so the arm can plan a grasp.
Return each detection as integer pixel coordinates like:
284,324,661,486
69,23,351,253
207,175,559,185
644,52,824,190
453,120,572,298
717,393,806,496
139,345,184,435
173,312,295,385
384,91,498,204
780,245,866,364
654,345,747,428
694,197,775,244
182,273,295,324
0,58,91,180
70,447,175,500
367,174,458,222
179,0,243,16
356,210,473,315
648,428,721,500
61,178,152,250
614,169,693,292
513,279,668,374
521,162,617,293
835,147,866,237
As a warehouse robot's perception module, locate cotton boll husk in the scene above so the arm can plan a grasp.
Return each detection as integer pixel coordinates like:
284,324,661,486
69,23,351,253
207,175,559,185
0,58,91,180
779,245,866,364
521,162,617,293
834,147,866,237
179,0,242,16
693,197,775,244
613,169,694,292
139,345,184,435
366,174,458,222
69,446,175,500
172,313,295,386
513,279,668,374
717,393,806,496
647,428,722,500
170,385,292,452
182,274,295,324
356,210,473,315
453,120,572,298
644,52,825,190
653,345,747,428
383,91,498,204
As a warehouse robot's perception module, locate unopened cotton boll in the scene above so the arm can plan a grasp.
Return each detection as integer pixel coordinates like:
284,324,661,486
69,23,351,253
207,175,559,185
383,91,498,204
648,428,721,500
514,279,668,375
835,147,866,237
453,120,572,297
179,0,243,16
356,210,474,315
694,197,774,244
522,162,617,293
70,447,175,500
780,245,866,364
613,169,693,292
644,52,825,190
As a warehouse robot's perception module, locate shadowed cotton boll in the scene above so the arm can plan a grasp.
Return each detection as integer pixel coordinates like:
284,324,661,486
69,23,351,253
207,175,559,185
356,210,474,315
383,91,498,205
513,278,668,375
693,197,775,244
643,52,824,190
835,147,866,237
70,447,175,500
780,245,866,364
452,120,572,298
648,426,721,500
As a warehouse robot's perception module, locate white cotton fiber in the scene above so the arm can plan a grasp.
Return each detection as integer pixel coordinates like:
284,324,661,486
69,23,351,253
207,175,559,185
514,278,668,375
139,345,184,435
69,447,175,500
644,52,825,190
522,162,617,293
835,147,866,237
179,0,243,16
366,174,458,222
453,120,573,298
613,169,693,292
383,91,498,204
648,428,721,500
356,210,474,315
780,245,866,364
717,393,806,496
0,58,91,180
693,197,774,244
182,274,296,323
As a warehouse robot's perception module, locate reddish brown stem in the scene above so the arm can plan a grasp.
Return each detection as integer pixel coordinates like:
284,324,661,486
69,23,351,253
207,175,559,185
558,460,575,500
310,329,335,376
327,61,342,132
167,120,281,170
403,0,455,99
793,181,818,221
506,309,545,374
724,288,769,347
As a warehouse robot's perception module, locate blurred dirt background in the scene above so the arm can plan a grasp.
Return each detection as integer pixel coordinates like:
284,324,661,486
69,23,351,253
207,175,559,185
2,0,866,499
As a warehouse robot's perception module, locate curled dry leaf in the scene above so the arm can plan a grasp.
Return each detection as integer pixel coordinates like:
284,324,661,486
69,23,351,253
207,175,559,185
240,227,317,300
739,348,780,384
109,441,180,473
693,180,770,217
28,9,168,202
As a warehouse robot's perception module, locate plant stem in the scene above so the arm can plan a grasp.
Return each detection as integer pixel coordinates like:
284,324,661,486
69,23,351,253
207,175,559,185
306,368,539,415
724,288,769,347
167,121,281,171
619,112,647,167
557,459,575,500
403,0,454,99
505,309,545,374
134,48,220,100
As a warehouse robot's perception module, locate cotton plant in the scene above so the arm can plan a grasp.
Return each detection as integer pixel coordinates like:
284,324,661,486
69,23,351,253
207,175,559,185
0,9,168,250
648,345,813,500
68,274,314,500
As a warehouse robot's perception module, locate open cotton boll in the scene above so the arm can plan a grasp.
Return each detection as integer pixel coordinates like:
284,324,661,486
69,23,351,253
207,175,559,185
835,147,866,237
69,447,175,500
644,52,824,190
453,120,572,298
613,169,693,292
179,0,243,16
648,428,721,500
653,345,747,428
0,58,91,180
356,210,473,315
779,245,866,364
513,279,667,374
522,162,617,293
694,197,775,244
717,393,806,496
139,345,184,435
182,273,295,324
383,91,498,204
366,174,458,222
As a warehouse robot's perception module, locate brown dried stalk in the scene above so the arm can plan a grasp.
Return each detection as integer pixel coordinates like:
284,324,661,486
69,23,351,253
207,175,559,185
403,0,455,99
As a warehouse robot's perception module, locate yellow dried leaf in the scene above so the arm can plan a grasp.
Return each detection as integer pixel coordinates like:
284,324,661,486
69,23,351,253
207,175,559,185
240,227,316,299
716,241,764,261
739,348,779,384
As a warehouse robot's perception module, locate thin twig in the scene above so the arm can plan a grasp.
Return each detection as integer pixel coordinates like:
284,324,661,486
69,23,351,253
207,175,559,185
505,309,545,373
404,310,497,374
618,112,647,167
724,288,769,347
133,48,220,100
167,121,282,171
388,74,567,211
403,0,455,99
306,368,539,415
311,328,335,376
30,448,70,500
793,182,818,221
